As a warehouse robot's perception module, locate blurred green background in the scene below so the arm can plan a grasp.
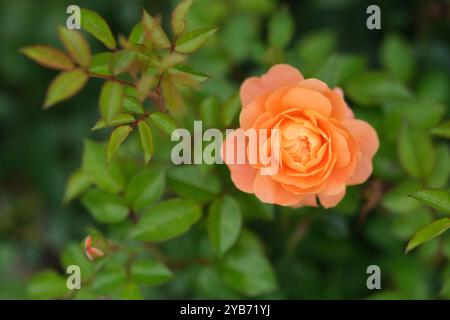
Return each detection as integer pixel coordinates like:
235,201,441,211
0,0,449,299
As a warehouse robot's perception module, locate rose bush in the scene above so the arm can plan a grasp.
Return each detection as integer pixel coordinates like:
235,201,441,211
223,64,379,207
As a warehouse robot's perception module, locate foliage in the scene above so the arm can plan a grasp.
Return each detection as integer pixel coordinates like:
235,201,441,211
0,0,449,300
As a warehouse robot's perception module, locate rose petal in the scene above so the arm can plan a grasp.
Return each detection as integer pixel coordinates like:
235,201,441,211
344,119,379,158
254,173,303,205
319,189,346,208
240,64,303,107
281,87,332,117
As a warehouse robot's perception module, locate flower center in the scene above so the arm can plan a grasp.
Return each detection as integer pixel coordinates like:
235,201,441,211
281,119,323,167
292,136,311,164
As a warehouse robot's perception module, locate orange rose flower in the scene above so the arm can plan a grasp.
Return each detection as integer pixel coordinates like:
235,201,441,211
221,64,379,208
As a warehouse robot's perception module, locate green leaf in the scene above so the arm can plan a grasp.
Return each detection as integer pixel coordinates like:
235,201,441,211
44,69,88,108
91,113,135,131
418,72,449,103
107,125,132,163
380,34,415,83
220,231,277,297
236,193,274,221
123,96,144,114
61,243,95,280
130,199,201,241
82,140,125,193
431,121,450,139
268,7,294,48
196,266,241,299
149,112,178,137
409,189,450,213
346,72,411,106
88,52,113,76
172,0,194,35
208,196,242,256
58,26,91,67
129,23,146,45
121,282,143,300
20,45,74,70
406,218,450,253
221,93,240,126
383,99,445,130
81,189,129,223
63,169,91,203
167,166,221,203
315,54,366,87
138,121,154,164
27,271,68,300
398,122,435,178
81,8,116,49
91,268,126,295
175,27,217,54
427,145,450,188
169,64,209,88
222,15,259,63
382,181,422,214
110,50,136,76
125,168,165,212
131,259,173,286
200,95,221,128
142,10,171,49
100,81,124,123
296,30,336,67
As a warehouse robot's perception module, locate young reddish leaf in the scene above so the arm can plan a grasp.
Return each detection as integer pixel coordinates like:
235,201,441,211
175,27,217,54
81,8,117,49
406,218,450,253
136,74,155,102
142,10,171,49
171,0,194,36
123,96,145,114
107,125,133,163
158,53,186,71
58,26,91,67
138,121,154,164
20,45,74,70
44,69,88,108
91,113,135,131
162,76,184,116
100,81,124,123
